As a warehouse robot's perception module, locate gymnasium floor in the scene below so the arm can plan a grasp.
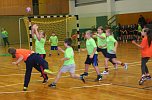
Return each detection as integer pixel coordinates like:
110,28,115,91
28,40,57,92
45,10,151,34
0,42,151,100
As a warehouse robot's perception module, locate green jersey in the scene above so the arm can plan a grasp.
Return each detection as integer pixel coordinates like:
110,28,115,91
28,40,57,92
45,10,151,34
138,25,142,32
34,35,46,54
63,47,75,65
106,35,117,54
97,33,107,49
1,31,8,38
49,36,58,46
86,38,98,55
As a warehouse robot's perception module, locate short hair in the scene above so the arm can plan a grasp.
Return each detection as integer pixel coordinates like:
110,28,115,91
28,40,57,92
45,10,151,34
64,38,72,46
39,30,45,37
98,26,103,30
86,30,93,36
8,47,16,58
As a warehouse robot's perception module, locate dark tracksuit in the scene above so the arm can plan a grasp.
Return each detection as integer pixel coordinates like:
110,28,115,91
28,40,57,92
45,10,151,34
24,53,48,87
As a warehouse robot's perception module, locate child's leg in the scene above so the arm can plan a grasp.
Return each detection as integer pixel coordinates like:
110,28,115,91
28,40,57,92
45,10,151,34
104,58,110,72
141,57,150,75
112,58,127,69
53,71,62,84
70,73,85,83
24,62,33,90
56,46,60,55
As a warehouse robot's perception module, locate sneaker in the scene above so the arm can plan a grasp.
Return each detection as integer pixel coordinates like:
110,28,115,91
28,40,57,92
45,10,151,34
44,69,53,74
80,76,85,83
96,75,102,81
146,75,151,80
80,72,88,77
23,87,27,91
101,71,109,75
48,83,56,88
139,76,146,85
124,63,128,70
42,79,48,84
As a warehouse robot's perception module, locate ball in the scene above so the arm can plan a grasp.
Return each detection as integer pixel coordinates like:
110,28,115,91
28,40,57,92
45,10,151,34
26,7,31,13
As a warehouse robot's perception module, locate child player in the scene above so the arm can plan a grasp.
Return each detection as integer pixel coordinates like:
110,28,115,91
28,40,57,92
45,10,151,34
8,47,53,91
48,38,85,87
81,30,102,81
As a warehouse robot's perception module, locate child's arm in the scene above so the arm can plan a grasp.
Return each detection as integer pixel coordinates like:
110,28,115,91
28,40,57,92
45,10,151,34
90,47,97,58
61,57,69,61
12,56,23,65
132,40,143,49
114,41,118,53
58,47,65,53
94,33,105,39
34,27,41,41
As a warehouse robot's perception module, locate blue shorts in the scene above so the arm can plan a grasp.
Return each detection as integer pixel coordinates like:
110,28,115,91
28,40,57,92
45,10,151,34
51,46,58,50
106,53,117,58
85,54,98,67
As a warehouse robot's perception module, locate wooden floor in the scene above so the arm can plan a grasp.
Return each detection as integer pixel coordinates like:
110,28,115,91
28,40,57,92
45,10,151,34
0,42,152,100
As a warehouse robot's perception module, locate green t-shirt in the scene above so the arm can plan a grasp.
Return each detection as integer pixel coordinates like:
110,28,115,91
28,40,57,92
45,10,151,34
34,35,46,54
1,31,8,38
97,33,107,49
49,36,58,46
86,38,98,55
106,35,117,54
138,25,142,32
63,47,75,65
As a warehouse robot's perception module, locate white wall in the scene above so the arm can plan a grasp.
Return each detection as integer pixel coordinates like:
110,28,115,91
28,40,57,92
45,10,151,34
76,3,108,17
115,0,152,14
70,0,152,16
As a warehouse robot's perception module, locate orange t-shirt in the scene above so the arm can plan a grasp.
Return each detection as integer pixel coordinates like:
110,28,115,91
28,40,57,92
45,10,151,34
140,37,152,57
15,49,33,61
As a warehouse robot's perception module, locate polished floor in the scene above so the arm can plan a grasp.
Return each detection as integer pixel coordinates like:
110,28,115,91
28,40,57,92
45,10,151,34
0,42,151,100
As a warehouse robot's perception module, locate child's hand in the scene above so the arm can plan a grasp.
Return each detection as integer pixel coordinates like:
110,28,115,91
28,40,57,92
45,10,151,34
60,58,64,61
81,48,86,51
89,54,93,59
113,48,117,53
57,47,62,51
132,40,136,44
12,62,17,65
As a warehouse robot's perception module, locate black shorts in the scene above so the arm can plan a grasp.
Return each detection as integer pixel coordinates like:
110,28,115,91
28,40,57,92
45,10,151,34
97,47,107,57
106,53,117,59
85,54,98,67
51,46,58,50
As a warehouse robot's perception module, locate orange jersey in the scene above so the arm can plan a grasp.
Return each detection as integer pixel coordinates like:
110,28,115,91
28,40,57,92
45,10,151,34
140,37,152,57
15,49,33,61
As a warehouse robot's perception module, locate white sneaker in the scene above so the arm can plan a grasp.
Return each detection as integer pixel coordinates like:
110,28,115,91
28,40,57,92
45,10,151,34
101,71,109,75
124,63,128,70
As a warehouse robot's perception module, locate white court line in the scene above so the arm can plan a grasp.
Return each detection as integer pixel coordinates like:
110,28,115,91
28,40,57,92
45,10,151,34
70,83,112,89
0,60,147,77
0,63,141,88
0,90,35,94
0,62,145,90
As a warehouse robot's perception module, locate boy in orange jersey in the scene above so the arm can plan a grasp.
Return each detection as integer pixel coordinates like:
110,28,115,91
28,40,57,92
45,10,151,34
8,47,53,91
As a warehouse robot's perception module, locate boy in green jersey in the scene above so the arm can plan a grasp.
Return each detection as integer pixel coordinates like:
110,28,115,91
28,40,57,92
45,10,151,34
1,28,9,47
48,38,85,88
49,32,59,56
81,30,102,81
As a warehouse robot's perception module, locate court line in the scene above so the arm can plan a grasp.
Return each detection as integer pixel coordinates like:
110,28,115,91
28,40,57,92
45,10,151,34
0,60,148,77
0,90,35,94
70,83,112,89
0,62,142,88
